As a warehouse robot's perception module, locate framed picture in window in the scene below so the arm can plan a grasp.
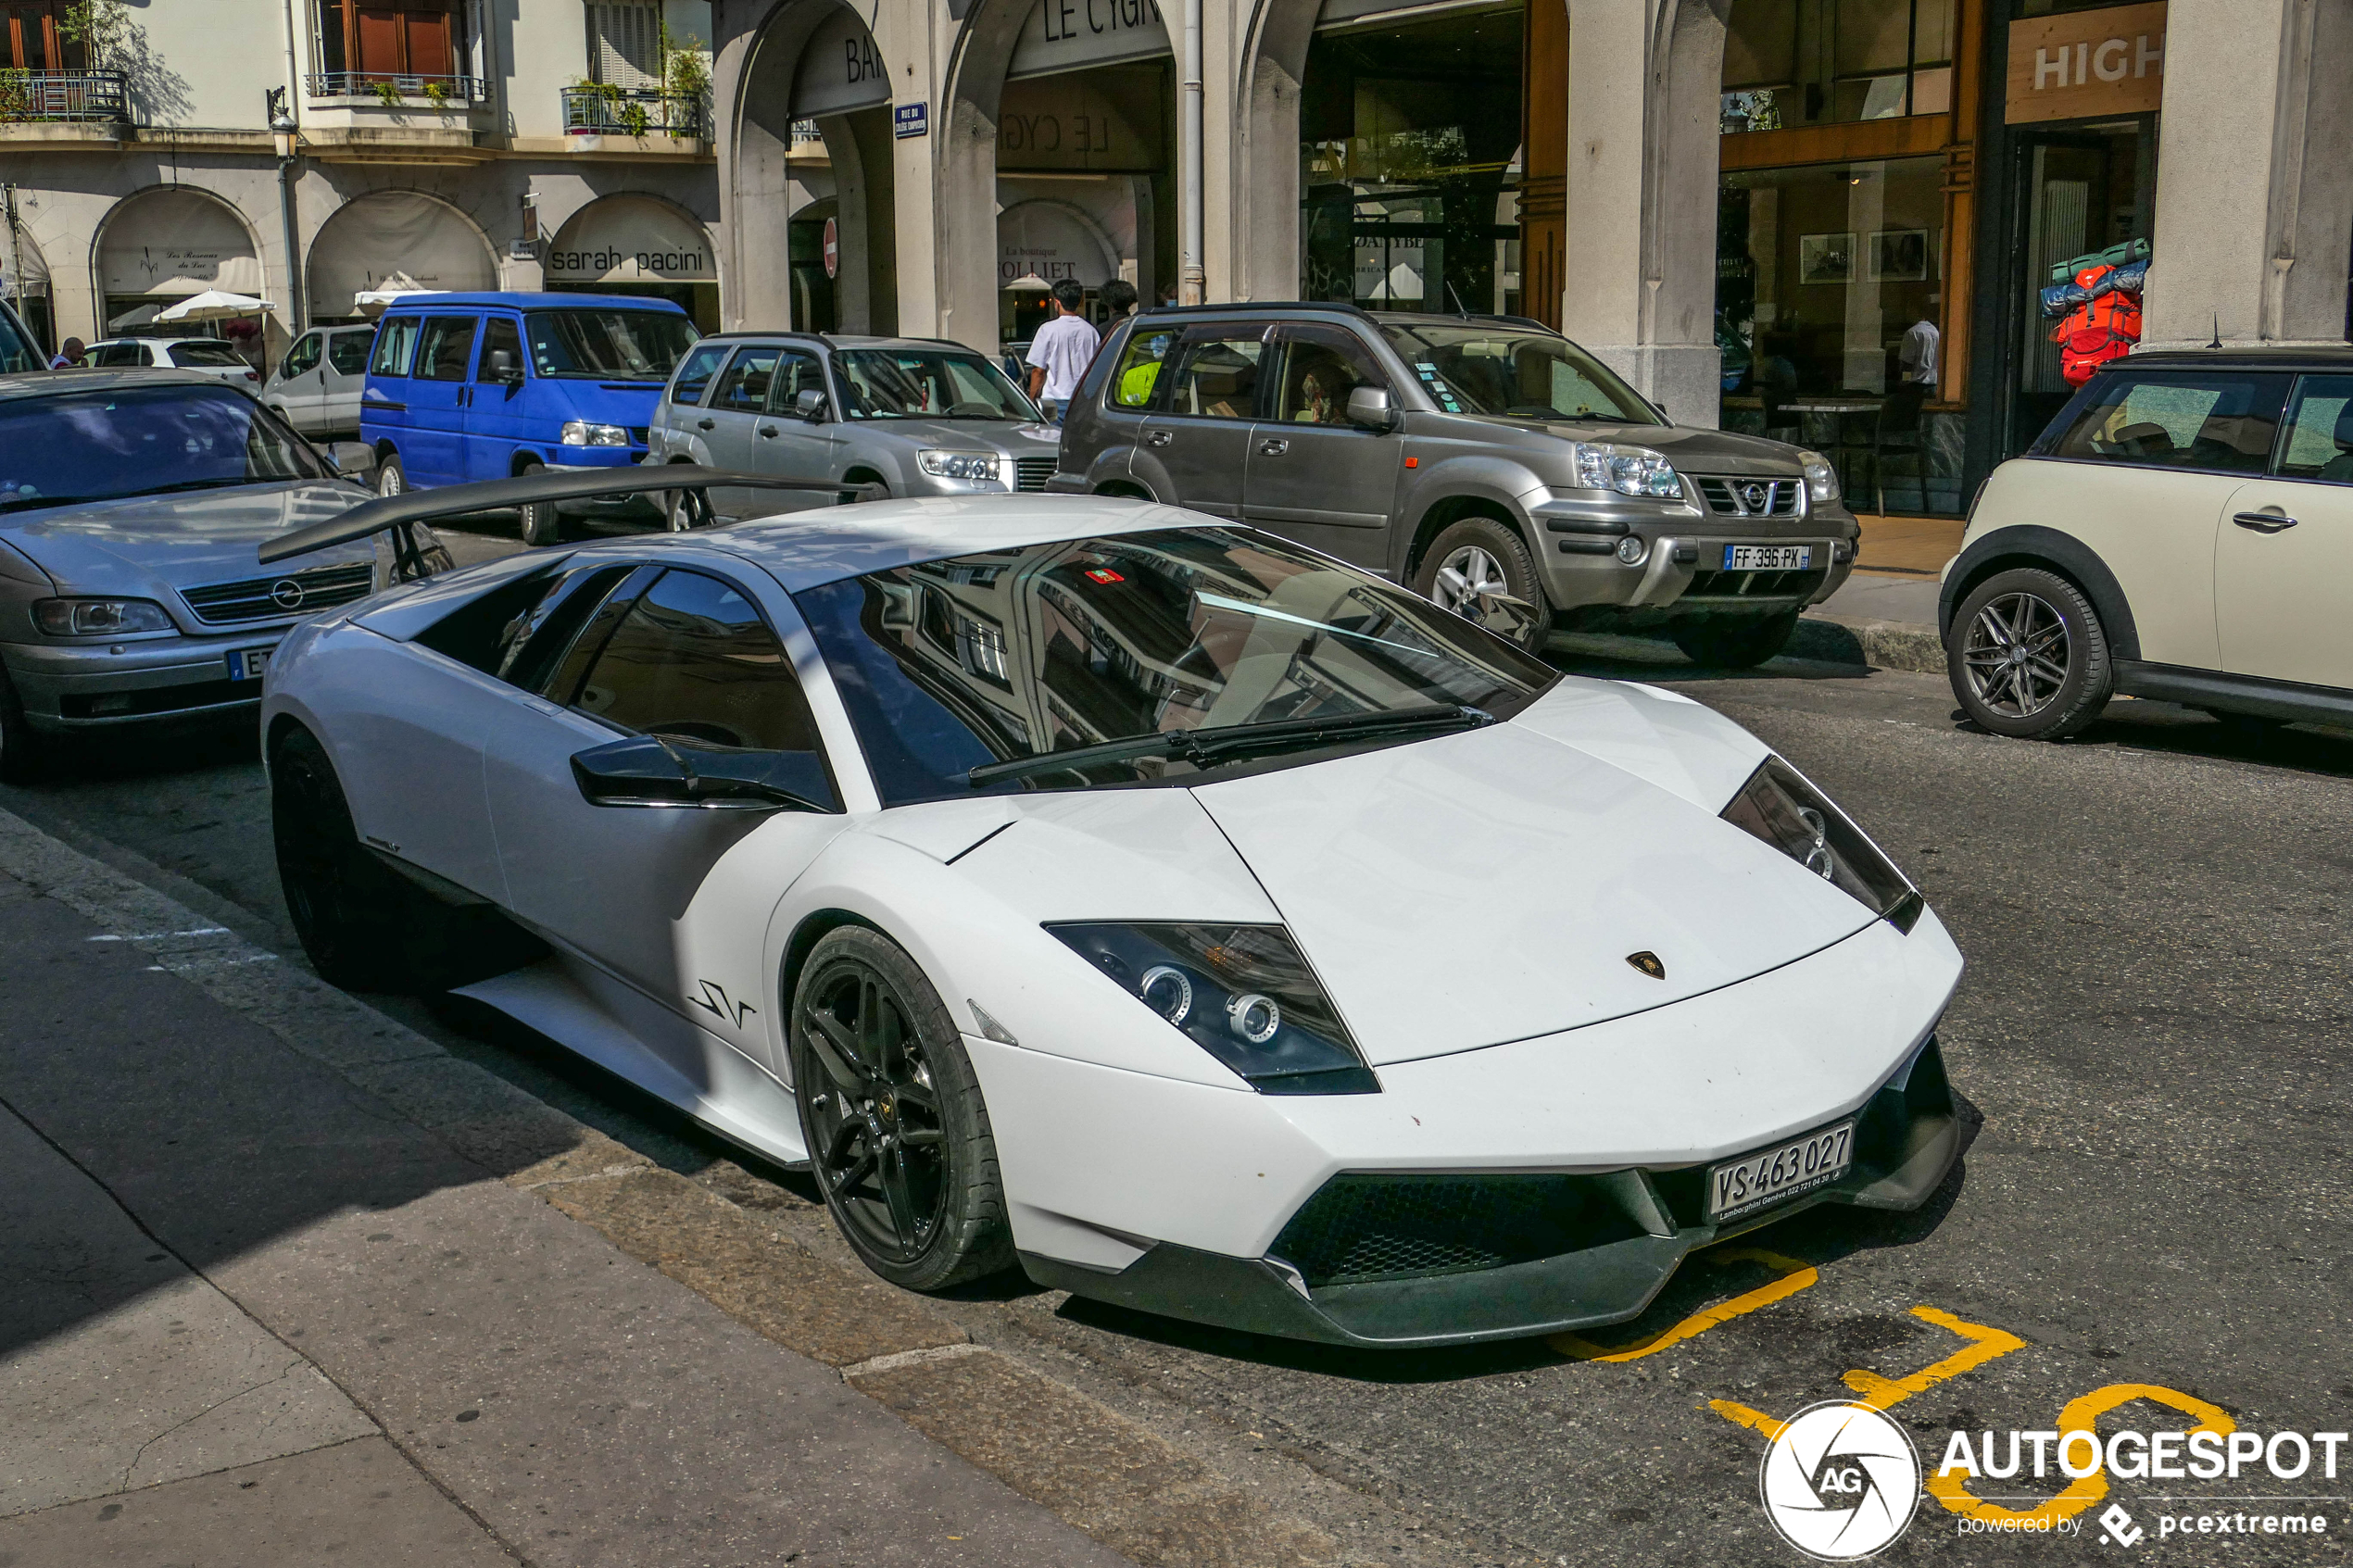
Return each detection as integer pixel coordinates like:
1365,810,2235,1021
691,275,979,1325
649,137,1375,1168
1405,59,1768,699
1869,229,1930,282
1798,232,1856,286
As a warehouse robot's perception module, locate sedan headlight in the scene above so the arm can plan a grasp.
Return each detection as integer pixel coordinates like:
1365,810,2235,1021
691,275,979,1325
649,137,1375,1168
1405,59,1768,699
34,598,174,636
1047,922,1378,1095
560,420,631,447
919,450,1002,483
1797,448,1842,505
1721,758,1921,931
1570,442,1682,498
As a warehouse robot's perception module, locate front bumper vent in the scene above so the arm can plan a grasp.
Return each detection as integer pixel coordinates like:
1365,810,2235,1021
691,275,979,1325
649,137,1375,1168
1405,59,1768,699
182,562,375,624
1270,1173,1645,1287
1014,457,1056,493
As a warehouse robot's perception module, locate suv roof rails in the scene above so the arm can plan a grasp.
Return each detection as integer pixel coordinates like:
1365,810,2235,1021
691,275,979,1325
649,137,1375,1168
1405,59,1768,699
1134,299,1379,322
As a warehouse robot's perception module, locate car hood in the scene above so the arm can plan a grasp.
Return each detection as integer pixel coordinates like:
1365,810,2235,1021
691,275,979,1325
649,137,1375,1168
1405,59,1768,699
1443,415,1810,479
843,418,1063,455
2,480,375,595
943,679,1884,1067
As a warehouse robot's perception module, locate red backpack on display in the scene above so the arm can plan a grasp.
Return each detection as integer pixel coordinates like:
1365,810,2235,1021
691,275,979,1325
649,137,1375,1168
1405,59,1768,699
2052,266,2143,386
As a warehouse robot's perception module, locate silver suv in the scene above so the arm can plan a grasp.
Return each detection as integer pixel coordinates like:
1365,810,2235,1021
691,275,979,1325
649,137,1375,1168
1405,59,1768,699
648,332,1061,521
1052,305,1860,664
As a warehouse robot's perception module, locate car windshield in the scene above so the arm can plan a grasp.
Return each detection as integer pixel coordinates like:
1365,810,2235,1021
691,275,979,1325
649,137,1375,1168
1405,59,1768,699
1378,320,1661,424
833,348,1041,421
0,384,325,516
170,341,248,368
0,307,40,373
795,526,1557,806
523,309,699,381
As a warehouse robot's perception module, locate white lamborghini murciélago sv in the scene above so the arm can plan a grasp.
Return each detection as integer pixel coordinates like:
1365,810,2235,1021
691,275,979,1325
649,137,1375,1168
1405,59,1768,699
258,474,1965,1348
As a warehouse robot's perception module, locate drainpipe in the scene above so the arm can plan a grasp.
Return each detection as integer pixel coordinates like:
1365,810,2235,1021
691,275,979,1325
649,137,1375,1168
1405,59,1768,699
269,91,306,333
1179,0,1203,306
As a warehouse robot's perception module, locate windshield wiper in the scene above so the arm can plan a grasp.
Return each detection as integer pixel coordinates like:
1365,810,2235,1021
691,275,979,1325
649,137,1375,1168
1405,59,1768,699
966,704,1492,787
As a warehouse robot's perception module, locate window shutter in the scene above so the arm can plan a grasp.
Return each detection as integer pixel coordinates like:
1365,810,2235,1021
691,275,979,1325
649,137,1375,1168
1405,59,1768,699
586,0,661,90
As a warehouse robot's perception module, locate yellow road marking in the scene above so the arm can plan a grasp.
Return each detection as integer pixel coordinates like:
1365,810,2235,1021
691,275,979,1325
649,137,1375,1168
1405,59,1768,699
1843,1305,2027,1411
1707,1399,1786,1440
1551,1248,1818,1363
1925,1384,2235,1526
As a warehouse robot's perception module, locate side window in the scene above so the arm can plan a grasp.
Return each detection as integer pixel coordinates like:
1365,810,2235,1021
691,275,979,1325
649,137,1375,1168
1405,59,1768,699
93,342,144,367
768,349,826,412
670,340,731,405
413,316,480,383
2047,372,2291,474
282,333,322,379
1108,327,1179,409
1274,326,1385,426
511,564,651,697
1161,327,1267,420
327,331,375,376
2273,375,2353,484
371,316,422,377
476,317,523,383
572,569,824,756
713,346,781,412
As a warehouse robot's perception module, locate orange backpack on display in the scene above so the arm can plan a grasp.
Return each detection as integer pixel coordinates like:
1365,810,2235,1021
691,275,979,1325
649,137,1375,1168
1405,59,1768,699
2052,267,2143,386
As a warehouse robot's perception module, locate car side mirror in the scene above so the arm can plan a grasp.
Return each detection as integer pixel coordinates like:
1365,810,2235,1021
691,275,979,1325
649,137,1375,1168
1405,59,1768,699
329,441,376,481
570,734,834,813
794,387,826,421
488,348,522,384
1346,385,1398,432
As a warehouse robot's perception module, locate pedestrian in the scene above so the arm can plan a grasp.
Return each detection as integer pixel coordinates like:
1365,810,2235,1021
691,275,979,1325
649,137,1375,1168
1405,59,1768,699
1101,278,1139,319
49,336,85,370
1025,279,1099,422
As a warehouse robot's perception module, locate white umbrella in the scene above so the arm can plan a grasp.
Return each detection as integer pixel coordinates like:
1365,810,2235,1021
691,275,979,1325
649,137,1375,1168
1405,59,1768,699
356,271,438,316
107,302,166,332
1003,273,1052,293
156,290,275,324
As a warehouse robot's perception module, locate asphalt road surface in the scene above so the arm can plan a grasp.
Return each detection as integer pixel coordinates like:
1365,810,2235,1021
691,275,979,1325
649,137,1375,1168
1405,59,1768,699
6,577,2347,1565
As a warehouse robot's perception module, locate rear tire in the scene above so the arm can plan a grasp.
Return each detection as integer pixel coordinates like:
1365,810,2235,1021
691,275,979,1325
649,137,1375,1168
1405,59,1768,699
0,670,50,784
792,927,1013,1292
1671,609,1800,670
1415,515,1553,651
271,727,542,992
374,453,405,497
1946,567,2113,740
516,461,562,546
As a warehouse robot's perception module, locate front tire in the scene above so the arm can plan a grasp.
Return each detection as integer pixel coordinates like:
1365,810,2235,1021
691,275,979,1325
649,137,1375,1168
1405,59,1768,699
792,928,1013,1291
1671,609,1800,669
271,727,542,992
374,452,405,497
1947,567,2113,740
516,461,562,546
0,669,49,784
1415,515,1553,650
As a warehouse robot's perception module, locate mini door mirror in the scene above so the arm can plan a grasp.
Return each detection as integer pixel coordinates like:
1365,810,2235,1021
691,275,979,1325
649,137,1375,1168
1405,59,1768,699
329,441,377,480
571,734,835,813
1346,385,1397,431
794,387,826,420
488,348,522,384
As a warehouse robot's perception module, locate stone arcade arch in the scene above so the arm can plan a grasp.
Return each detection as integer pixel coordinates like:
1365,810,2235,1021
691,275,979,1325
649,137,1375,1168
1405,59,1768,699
94,186,266,327
306,190,498,323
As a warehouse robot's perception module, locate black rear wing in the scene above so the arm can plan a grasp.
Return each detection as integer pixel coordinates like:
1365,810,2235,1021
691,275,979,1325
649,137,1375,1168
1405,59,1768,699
258,466,880,575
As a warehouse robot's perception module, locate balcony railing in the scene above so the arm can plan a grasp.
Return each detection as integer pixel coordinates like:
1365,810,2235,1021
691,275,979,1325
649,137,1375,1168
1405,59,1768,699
0,69,130,124
561,85,704,139
306,72,487,105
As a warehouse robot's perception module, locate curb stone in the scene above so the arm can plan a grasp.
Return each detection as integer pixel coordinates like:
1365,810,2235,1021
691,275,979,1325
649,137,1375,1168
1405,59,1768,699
1793,611,1946,676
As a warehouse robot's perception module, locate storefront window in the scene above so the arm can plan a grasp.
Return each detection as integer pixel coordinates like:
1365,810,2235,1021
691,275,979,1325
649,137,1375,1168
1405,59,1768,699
1722,0,1957,133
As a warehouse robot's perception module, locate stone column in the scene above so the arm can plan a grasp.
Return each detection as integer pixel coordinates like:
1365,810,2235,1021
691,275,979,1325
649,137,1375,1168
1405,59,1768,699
1557,0,1729,429
2144,0,2353,348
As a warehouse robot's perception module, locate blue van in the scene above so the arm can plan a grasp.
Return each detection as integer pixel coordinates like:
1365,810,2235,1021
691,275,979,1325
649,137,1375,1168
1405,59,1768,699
359,292,699,544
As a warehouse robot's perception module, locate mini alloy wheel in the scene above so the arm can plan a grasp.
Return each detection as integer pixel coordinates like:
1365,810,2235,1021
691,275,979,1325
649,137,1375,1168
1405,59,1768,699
793,930,1012,1290
1946,566,2112,740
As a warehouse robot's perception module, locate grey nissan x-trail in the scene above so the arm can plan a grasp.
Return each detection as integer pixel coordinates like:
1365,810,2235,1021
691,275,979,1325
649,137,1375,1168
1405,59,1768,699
1051,304,1860,665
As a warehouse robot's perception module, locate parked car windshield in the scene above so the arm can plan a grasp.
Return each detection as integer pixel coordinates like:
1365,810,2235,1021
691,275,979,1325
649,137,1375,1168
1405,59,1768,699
0,383,326,516
833,348,1041,421
1378,320,1661,425
523,309,699,381
0,307,40,373
796,526,1557,805
169,341,249,369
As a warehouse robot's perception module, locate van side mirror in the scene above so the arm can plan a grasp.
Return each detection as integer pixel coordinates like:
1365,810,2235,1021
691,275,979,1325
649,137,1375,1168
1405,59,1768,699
488,348,522,384
570,734,834,813
794,387,826,421
329,442,376,481
1346,385,1398,432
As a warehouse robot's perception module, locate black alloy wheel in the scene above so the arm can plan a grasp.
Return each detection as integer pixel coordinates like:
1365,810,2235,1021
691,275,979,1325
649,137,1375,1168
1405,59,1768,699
1947,566,2113,740
792,928,1012,1291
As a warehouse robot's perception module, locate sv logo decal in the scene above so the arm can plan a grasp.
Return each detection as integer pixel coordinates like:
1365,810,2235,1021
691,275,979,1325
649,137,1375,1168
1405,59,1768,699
689,980,759,1030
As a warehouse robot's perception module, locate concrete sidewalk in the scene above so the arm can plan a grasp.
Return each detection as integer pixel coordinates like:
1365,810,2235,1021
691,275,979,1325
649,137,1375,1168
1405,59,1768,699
0,853,1134,1566
1792,514,1957,674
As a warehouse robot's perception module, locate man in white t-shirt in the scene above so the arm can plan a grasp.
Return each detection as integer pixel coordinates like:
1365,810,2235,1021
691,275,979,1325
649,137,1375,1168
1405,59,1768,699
1026,280,1100,420
1898,315,1940,387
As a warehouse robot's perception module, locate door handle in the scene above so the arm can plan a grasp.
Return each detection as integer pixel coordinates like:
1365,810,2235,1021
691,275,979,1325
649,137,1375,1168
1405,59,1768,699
2232,509,2298,533
698,418,715,431
1144,430,1172,447
757,425,778,438
1258,437,1290,457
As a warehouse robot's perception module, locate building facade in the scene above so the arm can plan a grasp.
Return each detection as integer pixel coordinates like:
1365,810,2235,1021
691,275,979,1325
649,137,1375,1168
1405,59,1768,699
2,0,730,364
